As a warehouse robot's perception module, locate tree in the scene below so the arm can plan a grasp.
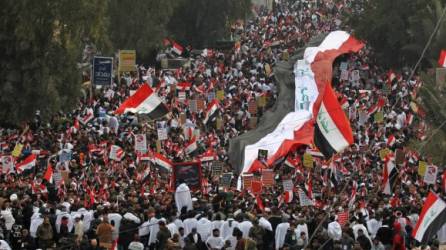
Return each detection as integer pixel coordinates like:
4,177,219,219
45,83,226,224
168,0,251,48
405,0,446,68
107,0,179,63
0,0,110,125
346,0,425,68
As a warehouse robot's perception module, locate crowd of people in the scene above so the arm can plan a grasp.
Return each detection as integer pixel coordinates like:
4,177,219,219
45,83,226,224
0,0,444,249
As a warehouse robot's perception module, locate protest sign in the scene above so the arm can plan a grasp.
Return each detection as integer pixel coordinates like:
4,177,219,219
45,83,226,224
303,153,313,168
189,99,198,113
196,99,205,111
251,180,262,194
156,140,161,153
1,155,13,174
109,145,124,161
92,56,113,86
282,179,293,191
379,148,391,160
424,165,438,184
418,161,427,176
358,111,368,126
134,134,147,152
211,161,224,177
220,173,232,188
243,174,253,191
257,95,266,107
216,90,225,101
157,121,168,141
118,50,136,72
340,70,349,81
178,91,186,101
258,149,268,162
265,63,272,76
374,111,384,123
207,91,215,102
395,149,405,165
340,62,348,71
261,169,275,187
59,150,72,163
172,162,202,191
12,143,23,158
351,70,360,81
248,100,257,114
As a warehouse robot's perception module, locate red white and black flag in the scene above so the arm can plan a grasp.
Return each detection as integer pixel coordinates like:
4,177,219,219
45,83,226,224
382,153,398,195
314,84,354,158
412,191,446,243
203,99,219,124
115,84,168,119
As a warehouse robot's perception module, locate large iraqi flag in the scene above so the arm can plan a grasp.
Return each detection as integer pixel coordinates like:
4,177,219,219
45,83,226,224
313,84,353,158
412,191,446,243
239,31,363,173
115,84,168,119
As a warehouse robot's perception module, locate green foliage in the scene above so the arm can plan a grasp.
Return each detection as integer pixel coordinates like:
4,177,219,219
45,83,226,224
0,0,251,125
0,0,110,125
107,0,179,62
346,0,446,68
168,0,251,48
408,72,446,164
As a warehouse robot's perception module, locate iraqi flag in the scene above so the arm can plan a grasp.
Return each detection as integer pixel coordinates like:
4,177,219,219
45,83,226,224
438,50,446,68
176,82,192,92
314,84,354,158
185,136,198,155
172,41,184,55
382,154,398,195
199,148,217,162
16,154,37,173
115,84,168,119
78,108,94,125
152,153,173,171
109,145,125,161
43,163,54,184
387,135,396,147
203,99,219,124
412,191,446,243
281,190,294,204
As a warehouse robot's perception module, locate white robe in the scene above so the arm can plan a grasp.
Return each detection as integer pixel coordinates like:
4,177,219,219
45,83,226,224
259,217,272,232
275,222,290,250
71,208,94,232
183,218,198,236
352,223,371,240
238,220,253,238
30,213,43,238
108,213,122,240
148,217,160,245
295,223,308,238
366,219,382,239
167,222,179,236
138,220,151,237
220,219,239,240
211,220,223,230
328,221,342,241
175,183,192,212
197,218,212,241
